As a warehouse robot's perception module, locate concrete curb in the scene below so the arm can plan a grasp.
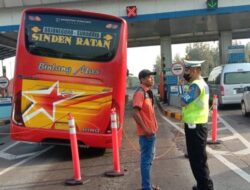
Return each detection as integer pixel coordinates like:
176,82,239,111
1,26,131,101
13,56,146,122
156,99,182,121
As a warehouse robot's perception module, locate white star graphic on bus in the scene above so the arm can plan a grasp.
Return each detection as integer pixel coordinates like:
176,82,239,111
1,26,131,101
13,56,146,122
22,81,81,123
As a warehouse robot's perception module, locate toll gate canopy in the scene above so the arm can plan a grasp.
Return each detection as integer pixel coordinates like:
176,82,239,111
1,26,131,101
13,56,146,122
1,0,250,59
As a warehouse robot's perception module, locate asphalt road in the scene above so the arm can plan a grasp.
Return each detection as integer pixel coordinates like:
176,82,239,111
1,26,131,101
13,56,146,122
0,96,250,190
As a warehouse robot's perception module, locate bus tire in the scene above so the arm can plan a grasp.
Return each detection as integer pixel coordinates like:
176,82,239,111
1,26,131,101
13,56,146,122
82,147,106,156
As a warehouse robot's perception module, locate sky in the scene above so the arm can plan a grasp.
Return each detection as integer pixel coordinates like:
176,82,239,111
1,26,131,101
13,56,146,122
127,44,187,77
1,39,250,79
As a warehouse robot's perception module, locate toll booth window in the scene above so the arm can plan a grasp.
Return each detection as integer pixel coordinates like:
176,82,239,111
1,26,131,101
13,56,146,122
224,72,250,84
25,12,121,62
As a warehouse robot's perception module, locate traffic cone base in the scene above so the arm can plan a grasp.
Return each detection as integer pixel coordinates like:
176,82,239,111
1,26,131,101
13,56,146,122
65,178,90,186
65,178,83,186
104,170,125,177
207,139,222,145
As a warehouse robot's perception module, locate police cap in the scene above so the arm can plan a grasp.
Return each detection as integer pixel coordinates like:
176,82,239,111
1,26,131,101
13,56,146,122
184,60,205,68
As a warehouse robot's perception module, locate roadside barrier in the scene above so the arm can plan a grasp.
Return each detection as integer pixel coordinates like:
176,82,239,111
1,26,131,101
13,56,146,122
105,108,124,177
65,113,83,185
208,95,221,144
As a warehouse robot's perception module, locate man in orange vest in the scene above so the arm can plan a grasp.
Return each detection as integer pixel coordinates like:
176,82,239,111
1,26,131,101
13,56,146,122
133,69,160,190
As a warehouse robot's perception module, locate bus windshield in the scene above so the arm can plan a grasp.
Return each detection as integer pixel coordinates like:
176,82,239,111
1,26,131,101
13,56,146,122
25,12,121,61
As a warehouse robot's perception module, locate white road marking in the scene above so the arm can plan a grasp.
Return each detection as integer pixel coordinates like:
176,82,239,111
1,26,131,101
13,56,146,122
213,154,250,183
219,135,237,141
0,145,53,176
234,148,250,155
217,127,228,131
0,152,43,160
207,121,222,125
0,141,49,160
1,141,20,152
218,116,250,148
157,107,250,183
171,122,183,125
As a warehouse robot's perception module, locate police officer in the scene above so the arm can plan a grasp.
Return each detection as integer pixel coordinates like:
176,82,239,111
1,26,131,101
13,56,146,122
181,60,214,190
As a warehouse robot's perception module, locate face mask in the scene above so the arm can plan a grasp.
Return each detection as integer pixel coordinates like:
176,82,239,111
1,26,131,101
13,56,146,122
183,73,191,82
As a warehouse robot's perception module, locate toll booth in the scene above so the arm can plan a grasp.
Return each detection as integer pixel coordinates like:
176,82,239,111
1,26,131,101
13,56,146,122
164,62,185,107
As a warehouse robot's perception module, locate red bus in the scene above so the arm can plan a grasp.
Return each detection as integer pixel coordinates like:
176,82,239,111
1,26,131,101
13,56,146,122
11,8,127,150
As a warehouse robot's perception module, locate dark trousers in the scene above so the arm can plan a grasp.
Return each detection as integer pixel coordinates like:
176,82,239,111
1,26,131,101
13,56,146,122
185,123,214,190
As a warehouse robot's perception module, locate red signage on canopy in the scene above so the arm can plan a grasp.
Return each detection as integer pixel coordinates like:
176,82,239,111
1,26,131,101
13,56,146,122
126,6,137,17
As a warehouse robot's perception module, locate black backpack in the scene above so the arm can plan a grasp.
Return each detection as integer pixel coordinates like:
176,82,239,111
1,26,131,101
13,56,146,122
135,86,154,105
